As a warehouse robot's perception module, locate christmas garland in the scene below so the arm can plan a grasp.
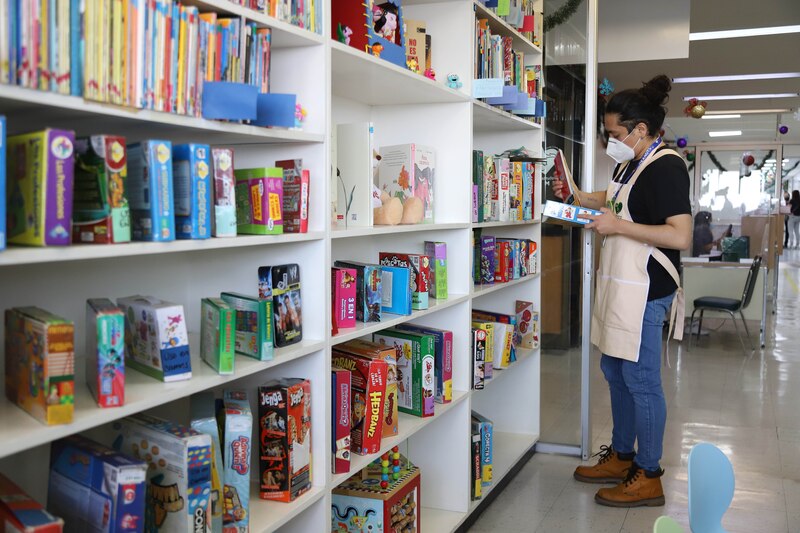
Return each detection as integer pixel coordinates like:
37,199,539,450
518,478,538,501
544,0,585,31
707,151,727,173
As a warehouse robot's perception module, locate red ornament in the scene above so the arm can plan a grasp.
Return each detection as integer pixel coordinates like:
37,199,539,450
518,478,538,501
742,153,755,166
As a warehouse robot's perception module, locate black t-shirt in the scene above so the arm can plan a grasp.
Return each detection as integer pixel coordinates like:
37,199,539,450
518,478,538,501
791,198,800,216
614,147,692,300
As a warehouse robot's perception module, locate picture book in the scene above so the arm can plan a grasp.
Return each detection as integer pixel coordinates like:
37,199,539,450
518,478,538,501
471,327,487,390
335,122,375,228
332,267,358,333
276,159,310,233
173,143,212,239
85,298,125,408
234,167,283,234
211,148,237,237
333,260,383,323
377,143,435,224
190,392,225,533
471,411,493,487
381,265,413,316
332,367,352,474
200,297,235,375
372,329,435,418
0,473,64,533
379,252,430,310
110,413,212,532
127,140,176,242
543,200,601,226
258,378,313,502
218,390,253,533
72,135,131,244
404,19,426,72
367,0,406,68
267,263,303,347
424,240,448,299
7,128,75,246
48,434,147,533
0,117,4,249
5,307,75,425
220,292,274,361
117,295,191,382
396,323,453,404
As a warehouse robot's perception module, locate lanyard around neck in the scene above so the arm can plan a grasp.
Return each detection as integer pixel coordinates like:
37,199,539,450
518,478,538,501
610,137,662,206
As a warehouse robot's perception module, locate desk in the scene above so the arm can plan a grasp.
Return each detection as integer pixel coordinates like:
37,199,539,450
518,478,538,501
682,260,768,347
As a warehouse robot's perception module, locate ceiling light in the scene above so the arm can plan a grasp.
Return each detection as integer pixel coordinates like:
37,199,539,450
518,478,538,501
766,159,777,163
708,130,742,137
683,93,799,101
705,108,792,115
673,73,800,83
701,114,741,119
690,25,800,41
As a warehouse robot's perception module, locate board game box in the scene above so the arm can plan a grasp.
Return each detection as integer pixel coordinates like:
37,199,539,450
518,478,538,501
200,297,235,375
234,167,283,234
473,309,517,367
332,367,352,475
471,411,494,487
396,323,453,404
333,260,382,323
515,300,537,350
190,392,225,533
220,292,273,361
218,391,253,533
372,329,435,418
258,378,313,502
471,320,494,380
471,430,482,500
471,327,487,390
127,140,175,242
380,265,413,316
478,235,496,285
266,264,303,347
332,267,357,334
7,128,75,246
173,143,212,240
5,307,74,425
424,241,448,299
275,159,310,234
495,156,510,222
378,252,430,310
85,298,125,408
0,473,64,533
211,148,237,237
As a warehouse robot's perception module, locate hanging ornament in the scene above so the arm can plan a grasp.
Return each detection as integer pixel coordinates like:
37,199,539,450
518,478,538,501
687,152,696,162
677,136,688,148
683,98,707,119
599,78,614,96
742,152,755,166
779,124,789,135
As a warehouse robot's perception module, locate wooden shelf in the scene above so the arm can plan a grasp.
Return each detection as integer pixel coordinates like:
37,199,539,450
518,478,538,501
473,0,542,56
250,484,327,533
472,274,538,297
332,223,470,239
473,100,543,132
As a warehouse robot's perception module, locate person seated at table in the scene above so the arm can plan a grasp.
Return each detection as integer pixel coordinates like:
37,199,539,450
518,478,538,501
692,211,731,256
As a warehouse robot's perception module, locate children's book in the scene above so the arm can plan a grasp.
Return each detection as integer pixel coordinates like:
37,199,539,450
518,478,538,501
377,143,435,224
367,0,406,67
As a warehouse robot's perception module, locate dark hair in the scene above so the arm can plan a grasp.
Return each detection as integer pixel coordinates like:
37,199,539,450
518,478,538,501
605,75,671,136
694,211,711,226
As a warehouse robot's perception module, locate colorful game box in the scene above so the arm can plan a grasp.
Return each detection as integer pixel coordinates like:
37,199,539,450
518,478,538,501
471,430,482,500
332,455,421,533
494,240,511,283
471,328,487,390
379,252,430,310
190,392,225,533
510,161,523,221
173,144,212,240
515,300,537,350
220,292,273,362
110,413,212,533
266,264,303,347
258,378,313,502
372,329,435,418
85,298,125,408
424,241,448,299
275,159,310,234
332,267,357,333
332,367,352,475
234,167,283,235
211,148,237,237
333,260,382,323
471,320,494,380
495,156,510,222
72,135,131,244
543,200,602,226
522,161,535,220
478,235,496,285
127,140,175,242
200,297,235,375
48,434,147,533
473,309,517,367
337,339,398,437
0,116,5,250
330,349,388,455
483,154,496,221
0,473,64,533
471,411,494,487
117,296,191,382
5,307,74,425
218,391,253,533
527,239,539,275
7,128,75,246
396,324,453,404
377,143,435,224
380,265,413,316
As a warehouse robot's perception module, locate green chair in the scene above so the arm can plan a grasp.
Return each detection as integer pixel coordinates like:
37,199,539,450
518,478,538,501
653,516,684,533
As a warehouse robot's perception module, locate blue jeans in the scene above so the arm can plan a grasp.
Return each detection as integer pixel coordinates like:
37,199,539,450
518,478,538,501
600,293,674,472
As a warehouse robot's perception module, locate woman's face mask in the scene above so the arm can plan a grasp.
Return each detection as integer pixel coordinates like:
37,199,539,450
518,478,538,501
606,130,642,164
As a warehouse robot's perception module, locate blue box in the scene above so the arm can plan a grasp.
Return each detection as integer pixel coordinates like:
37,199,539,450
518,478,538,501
0,116,5,250
48,434,147,533
471,411,493,487
173,144,212,240
253,93,297,128
380,265,412,315
127,140,175,242
367,0,407,68
485,85,520,106
202,82,258,121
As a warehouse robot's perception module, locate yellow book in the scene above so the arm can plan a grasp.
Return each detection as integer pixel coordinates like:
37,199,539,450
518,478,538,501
200,13,217,82
40,0,48,90
97,0,107,102
176,6,187,114
111,0,122,104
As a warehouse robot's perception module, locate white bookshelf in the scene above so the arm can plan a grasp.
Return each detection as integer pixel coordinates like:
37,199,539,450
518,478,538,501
0,0,544,531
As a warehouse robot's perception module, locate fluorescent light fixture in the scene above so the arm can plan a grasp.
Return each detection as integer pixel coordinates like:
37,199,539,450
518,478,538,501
766,159,777,163
690,25,800,41
701,114,741,119
708,130,742,137
673,72,800,83
683,93,799,101
705,108,792,115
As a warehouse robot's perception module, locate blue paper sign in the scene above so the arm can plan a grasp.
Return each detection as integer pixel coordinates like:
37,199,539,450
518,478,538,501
202,82,258,121
472,78,504,98
485,85,519,106
253,93,297,128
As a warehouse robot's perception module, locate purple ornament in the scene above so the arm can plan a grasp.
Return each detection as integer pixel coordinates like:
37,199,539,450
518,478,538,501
677,137,688,148
779,124,789,135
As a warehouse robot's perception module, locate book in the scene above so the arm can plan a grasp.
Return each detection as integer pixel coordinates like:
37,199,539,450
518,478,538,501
542,200,601,226
333,260,382,323
332,367,352,474
396,323,453,404
335,122,376,228
268,263,303,347
425,241,448,299
380,265,413,316
220,292,274,361
85,298,125,408
377,143,435,224
372,329,435,418
367,0,406,68
404,19,426,72
234,167,284,235
211,147,237,237
276,158,310,234
127,140,176,242
332,267,358,333
200,297,235,375
173,143,212,239
190,392,225,533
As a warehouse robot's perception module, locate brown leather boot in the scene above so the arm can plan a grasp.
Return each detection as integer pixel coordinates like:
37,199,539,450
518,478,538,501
594,464,665,507
573,446,633,484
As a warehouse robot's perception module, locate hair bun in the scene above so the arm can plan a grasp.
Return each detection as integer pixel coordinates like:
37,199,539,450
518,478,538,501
640,74,671,106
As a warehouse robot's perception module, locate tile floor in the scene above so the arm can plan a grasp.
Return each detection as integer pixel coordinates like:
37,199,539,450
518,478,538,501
469,249,800,533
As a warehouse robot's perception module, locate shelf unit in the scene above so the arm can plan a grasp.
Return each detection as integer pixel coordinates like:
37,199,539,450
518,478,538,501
0,0,544,532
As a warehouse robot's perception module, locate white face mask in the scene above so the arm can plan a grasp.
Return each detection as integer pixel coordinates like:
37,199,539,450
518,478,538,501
606,131,641,164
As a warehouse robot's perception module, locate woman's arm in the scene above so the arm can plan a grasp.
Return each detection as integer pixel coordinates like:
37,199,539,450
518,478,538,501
552,177,606,209
583,210,692,250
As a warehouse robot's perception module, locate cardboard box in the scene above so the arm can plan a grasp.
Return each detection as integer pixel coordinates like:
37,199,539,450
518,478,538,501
117,295,191,382
7,128,75,246
332,267,357,333
473,309,517,367
377,144,435,224
333,261,382,323
111,414,212,532
200,297,235,375
275,159,310,234
495,157,510,222
515,300,536,350
48,434,147,533
5,307,74,425
478,235,495,285
266,264,303,347
396,324,453,404
471,411,493,487
380,265,413,316
424,241,448,299
258,378,313,502
85,298,125,408
218,391,253,533
494,240,511,283
173,144,212,240
220,292,274,362
543,200,601,226
332,367,352,475
372,329,435,418
234,167,283,235
190,392,225,533
471,430,482,500
510,161,523,221
127,140,175,242
483,155,496,221
72,135,131,244
471,321,494,379
211,148,237,237
0,473,63,533
522,161,535,220
471,328,487,390
330,349,388,455
379,252,430,310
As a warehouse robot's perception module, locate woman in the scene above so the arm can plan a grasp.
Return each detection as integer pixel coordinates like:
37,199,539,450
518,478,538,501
789,190,800,248
692,211,732,257
556,75,691,508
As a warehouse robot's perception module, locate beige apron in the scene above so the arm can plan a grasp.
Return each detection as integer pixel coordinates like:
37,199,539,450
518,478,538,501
591,149,685,363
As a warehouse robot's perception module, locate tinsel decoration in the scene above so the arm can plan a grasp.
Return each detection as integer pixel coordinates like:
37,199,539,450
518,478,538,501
544,0,584,32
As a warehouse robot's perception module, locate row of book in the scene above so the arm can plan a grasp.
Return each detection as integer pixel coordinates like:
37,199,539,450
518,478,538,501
0,382,312,532
472,150,538,223
471,410,493,501
471,301,539,390
473,233,539,285
476,0,544,47
1,124,309,250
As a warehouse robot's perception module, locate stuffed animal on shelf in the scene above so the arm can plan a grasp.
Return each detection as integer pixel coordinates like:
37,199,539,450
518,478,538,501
446,74,462,89
424,68,436,80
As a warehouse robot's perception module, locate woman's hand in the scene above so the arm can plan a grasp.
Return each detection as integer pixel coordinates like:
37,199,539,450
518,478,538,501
552,176,571,201
582,208,621,236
